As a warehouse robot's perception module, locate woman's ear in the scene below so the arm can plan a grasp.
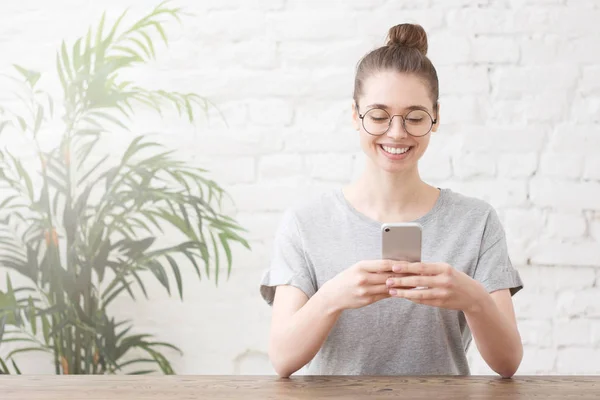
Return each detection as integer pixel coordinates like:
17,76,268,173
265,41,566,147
432,102,440,133
351,101,361,131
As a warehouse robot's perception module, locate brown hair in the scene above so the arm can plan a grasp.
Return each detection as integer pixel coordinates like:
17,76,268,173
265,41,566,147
353,23,439,110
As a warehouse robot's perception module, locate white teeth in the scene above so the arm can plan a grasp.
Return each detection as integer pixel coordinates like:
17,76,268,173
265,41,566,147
382,145,410,155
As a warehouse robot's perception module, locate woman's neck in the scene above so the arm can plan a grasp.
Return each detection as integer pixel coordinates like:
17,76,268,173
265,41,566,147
344,161,439,223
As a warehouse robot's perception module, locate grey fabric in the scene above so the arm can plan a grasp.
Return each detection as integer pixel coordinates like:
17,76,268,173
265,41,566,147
259,187,524,375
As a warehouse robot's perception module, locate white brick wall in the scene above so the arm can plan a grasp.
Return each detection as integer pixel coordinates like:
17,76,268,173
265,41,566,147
0,0,599,376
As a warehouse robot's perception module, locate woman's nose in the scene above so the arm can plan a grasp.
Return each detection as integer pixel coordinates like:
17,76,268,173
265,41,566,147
386,116,409,139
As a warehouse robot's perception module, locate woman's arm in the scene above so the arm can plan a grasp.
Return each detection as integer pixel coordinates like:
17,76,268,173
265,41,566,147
386,262,523,378
268,285,341,378
268,260,399,377
464,288,523,378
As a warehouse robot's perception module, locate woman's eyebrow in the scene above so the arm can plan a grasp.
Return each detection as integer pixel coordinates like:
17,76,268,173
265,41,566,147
365,103,429,111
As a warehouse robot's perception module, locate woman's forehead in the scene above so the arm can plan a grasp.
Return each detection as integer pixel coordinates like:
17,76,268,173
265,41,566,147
361,71,432,109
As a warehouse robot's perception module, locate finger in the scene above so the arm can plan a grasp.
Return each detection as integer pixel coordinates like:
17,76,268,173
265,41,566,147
386,274,445,289
370,272,416,285
392,262,448,275
388,288,446,300
361,259,396,273
366,284,393,295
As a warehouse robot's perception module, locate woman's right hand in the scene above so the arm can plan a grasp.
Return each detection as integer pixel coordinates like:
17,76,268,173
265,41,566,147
320,260,415,312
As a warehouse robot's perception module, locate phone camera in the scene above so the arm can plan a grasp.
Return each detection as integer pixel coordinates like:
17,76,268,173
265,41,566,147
384,228,390,232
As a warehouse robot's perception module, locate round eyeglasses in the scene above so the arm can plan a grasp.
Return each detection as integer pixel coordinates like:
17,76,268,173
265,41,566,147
357,106,437,137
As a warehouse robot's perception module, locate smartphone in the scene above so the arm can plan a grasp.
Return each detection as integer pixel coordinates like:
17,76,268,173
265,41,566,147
381,222,422,262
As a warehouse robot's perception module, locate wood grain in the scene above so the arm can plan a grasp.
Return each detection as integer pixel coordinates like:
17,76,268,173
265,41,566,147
1,375,599,399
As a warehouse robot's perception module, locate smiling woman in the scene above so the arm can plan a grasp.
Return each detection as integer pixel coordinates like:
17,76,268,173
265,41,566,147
259,23,524,379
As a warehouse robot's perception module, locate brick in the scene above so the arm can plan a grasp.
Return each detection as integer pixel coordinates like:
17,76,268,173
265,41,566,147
539,153,583,180
258,154,304,180
437,96,481,124
549,125,600,155
561,36,600,63
570,95,600,123
517,348,556,375
452,153,496,179
436,66,489,95
553,267,597,290
200,157,256,185
566,0,599,7
279,40,371,68
203,0,285,10
519,320,553,348
428,33,472,65
234,212,286,241
203,100,249,128
229,240,269,270
531,241,600,267
555,319,591,346
294,100,350,132
504,208,545,244
498,153,538,178
513,267,551,292
177,69,306,100
194,40,277,70
590,216,600,242
592,321,600,347
446,9,510,33
472,37,519,64
509,7,557,34
448,179,528,208
492,92,570,123
580,66,600,95
283,128,361,154
548,8,600,35
306,153,355,182
419,154,452,180
506,239,529,266
247,99,294,127
267,12,357,41
545,212,587,240
583,156,600,181
192,11,266,41
431,0,490,7
306,68,355,99
529,178,600,211
228,180,308,212
491,66,579,100
352,152,367,180
517,266,596,291
513,291,556,319
556,290,600,318
557,349,600,374
343,0,388,9
461,126,546,153
357,10,445,39
518,34,561,65
188,128,282,156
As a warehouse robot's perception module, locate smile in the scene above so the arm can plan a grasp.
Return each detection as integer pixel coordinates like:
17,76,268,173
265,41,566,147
380,145,411,155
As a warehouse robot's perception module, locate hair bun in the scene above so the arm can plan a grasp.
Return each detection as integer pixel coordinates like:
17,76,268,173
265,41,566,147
386,23,428,55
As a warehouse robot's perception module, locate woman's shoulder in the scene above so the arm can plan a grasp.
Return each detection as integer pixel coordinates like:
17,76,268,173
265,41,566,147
440,187,499,221
282,187,341,223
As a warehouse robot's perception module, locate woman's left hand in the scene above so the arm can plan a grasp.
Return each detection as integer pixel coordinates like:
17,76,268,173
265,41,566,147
386,262,486,313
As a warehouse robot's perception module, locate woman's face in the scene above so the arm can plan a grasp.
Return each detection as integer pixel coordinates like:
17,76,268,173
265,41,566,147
352,71,439,175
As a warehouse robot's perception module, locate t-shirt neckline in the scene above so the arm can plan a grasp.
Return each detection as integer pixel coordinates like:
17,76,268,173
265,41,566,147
333,186,448,229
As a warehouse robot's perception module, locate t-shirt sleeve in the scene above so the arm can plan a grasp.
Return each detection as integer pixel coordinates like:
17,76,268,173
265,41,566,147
259,208,317,306
473,207,524,296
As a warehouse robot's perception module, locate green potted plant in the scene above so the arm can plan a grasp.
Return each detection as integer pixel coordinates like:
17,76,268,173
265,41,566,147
0,1,249,375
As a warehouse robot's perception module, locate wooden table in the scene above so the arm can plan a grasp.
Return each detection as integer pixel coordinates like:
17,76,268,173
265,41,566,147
1,375,599,399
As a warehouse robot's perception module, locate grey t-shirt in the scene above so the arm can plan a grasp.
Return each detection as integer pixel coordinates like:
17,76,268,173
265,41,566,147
259,187,523,375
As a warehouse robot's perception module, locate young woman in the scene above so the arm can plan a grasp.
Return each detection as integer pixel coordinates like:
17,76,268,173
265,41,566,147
259,23,524,378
